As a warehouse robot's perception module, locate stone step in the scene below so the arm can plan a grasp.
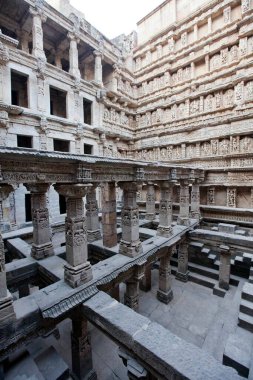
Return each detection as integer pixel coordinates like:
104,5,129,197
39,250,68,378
238,312,253,333
223,328,253,378
234,256,244,266
189,241,204,250
188,272,216,289
242,253,253,263
242,282,253,302
34,346,69,380
208,253,216,262
240,299,253,317
201,247,210,255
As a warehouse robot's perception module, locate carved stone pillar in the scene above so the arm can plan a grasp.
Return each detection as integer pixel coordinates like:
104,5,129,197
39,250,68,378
119,182,143,258
94,50,103,84
139,263,152,292
101,182,117,248
0,185,15,323
85,187,101,242
227,188,237,208
157,248,173,304
26,183,54,260
29,6,46,60
157,181,173,238
71,313,97,379
191,181,200,220
55,184,93,288
124,278,139,311
145,183,156,221
176,241,189,282
219,245,231,291
68,32,80,78
207,187,215,205
177,180,190,226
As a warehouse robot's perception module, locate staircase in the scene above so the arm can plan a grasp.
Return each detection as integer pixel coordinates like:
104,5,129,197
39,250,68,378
238,282,253,333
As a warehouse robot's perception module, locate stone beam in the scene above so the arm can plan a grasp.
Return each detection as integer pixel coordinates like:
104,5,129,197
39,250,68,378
82,291,244,380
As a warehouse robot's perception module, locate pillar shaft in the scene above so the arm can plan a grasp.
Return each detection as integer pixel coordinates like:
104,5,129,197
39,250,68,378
101,182,117,248
157,181,173,237
71,314,96,380
55,184,93,288
157,248,173,304
94,50,103,84
177,181,190,226
145,183,156,221
85,187,101,242
140,264,152,292
30,7,46,60
191,182,200,220
68,33,80,78
219,245,231,290
0,185,15,323
176,241,189,282
26,183,54,260
119,182,143,257
124,279,139,311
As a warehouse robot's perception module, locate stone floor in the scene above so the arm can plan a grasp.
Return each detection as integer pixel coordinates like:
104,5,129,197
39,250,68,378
41,268,253,379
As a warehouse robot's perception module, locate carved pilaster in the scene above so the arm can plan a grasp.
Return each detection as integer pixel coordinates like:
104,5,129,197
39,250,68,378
176,241,189,282
101,182,117,248
145,183,156,221
177,180,190,226
119,182,143,258
190,181,200,220
68,32,80,79
93,50,103,85
85,187,101,242
157,247,173,304
26,183,54,260
55,184,93,288
29,6,46,60
157,181,174,238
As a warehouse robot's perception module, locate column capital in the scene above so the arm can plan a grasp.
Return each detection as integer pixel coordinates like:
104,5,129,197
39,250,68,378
93,49,103,58
29,6,47,22
68,31,80,44
25,183,50,194
55,183,92,198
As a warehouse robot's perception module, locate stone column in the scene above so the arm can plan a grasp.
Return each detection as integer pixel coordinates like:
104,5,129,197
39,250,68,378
29,6,46,60
101,182,117,248
26,183,54,260
145,183,156,221
68,32,80,79
219,245,231,290
140,263,152,292
55,184,93,288
119,182,143,258
93,50,103,84
177,180,190,226
176,241,189,282
85,187,101,242
0,185,15,323
157,181,173,237
124,278,139,311
157,248,173,304
20,31,30,53
71,313,96,379
191,181,200,220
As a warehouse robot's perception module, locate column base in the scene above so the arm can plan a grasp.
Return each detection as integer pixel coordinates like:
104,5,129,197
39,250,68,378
175,271,189,282
31,242,54,260
157,225,173,238
0,291,15,323
87,229,102,242
157,289,173,304
219,280,229,291
64,262,93,288
119,239,143,258
124,294,139,311
177,217,190,226
145,213,156,221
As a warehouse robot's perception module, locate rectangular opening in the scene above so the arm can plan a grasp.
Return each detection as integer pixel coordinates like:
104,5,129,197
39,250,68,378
11,70,28,108
25,194,32,222
83,98,92,125
53,139,70,152
50,86,67,118
59,194,67,214
84,143,93,155
17,135,33,148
